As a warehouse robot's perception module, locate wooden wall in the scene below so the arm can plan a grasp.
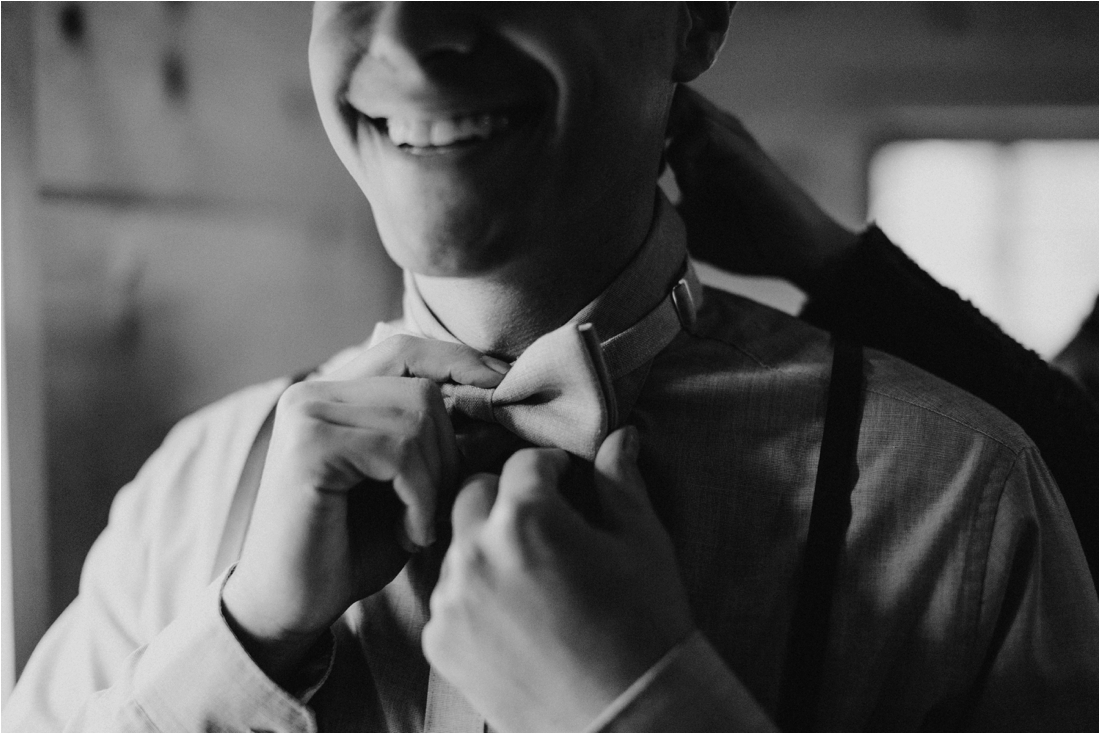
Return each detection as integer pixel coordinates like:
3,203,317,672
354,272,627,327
7,2,400,676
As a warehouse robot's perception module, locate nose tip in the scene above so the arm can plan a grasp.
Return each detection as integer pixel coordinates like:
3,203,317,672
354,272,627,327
367,1,479,71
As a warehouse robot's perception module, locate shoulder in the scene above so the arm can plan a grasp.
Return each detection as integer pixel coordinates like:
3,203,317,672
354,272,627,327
157,376,292,463
120,375,291,500
677,286,1033,456
128,330,379,532
100,377,291,589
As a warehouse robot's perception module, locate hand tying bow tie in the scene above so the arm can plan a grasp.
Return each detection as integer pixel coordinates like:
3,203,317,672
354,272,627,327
375,257,700,467
396,263,700,466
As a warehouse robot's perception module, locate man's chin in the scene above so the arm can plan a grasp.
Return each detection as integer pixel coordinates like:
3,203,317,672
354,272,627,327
378,227,513,279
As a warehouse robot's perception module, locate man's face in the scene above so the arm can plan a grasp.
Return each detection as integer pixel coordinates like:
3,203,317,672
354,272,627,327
310,2,683,276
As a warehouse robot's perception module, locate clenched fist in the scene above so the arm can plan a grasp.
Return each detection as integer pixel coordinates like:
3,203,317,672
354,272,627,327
222,335,510,685
423,427,695,731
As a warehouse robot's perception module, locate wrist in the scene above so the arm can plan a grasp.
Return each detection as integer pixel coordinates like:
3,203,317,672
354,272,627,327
221,571,327,689
580,611,696,723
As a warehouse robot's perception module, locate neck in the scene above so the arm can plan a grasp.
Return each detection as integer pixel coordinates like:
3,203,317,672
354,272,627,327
413,193,657,360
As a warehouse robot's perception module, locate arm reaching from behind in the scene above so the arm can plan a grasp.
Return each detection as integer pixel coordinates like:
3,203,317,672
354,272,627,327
666,86,1098,581
665,84,859,295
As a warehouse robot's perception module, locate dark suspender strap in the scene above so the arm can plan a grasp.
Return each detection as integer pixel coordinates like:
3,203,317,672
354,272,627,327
210,366,317,581
776,338,865,731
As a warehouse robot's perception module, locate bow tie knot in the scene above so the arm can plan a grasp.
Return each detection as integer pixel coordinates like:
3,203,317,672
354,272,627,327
441,322,616,461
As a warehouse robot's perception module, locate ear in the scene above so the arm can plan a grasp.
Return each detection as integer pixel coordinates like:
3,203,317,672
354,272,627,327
672,2,733,82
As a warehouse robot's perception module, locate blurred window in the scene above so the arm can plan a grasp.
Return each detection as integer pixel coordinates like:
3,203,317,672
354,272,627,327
868,139,1099,358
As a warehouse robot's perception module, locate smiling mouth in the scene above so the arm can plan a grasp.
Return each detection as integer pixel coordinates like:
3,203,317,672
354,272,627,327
359,104,540,155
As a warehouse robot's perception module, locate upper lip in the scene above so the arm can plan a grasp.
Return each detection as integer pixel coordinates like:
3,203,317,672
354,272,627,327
343,68,547,135
349,96,543,148
341,50,554,148
348,94,538,125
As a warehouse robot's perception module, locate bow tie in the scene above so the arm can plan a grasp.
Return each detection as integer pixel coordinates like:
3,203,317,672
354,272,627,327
436,268,701,462
441,322,616,461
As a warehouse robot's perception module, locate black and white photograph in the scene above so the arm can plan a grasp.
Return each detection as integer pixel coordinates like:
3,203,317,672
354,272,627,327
2,2,1097,731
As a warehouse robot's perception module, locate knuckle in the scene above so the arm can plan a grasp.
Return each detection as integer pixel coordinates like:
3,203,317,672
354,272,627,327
400,407,432,438
380,333,416,355
505,447,543,475
425,543,486,631
391,432,419,467
369,334,418,375
277,381,313,410
421,618,444,660
451,539,489,575
503,447,569,484
495,496,549,543
277,384,334,426
494,521,539,572
279,410,324,449
422,596,464,668
421,606,458,665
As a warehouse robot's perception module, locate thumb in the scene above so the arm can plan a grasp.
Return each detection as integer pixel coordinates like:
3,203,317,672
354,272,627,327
323,334,511,388
594,426,656,532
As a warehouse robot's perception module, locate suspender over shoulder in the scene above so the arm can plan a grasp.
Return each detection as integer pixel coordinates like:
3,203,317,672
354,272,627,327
210,366,316,582
777,338,865,731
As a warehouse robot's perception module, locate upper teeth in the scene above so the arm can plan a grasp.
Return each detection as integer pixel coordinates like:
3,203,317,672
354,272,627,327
384,113,510,147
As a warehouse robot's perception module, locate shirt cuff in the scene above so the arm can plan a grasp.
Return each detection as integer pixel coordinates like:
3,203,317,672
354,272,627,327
585,631,776,732
219,565,337,704
127,566,331,732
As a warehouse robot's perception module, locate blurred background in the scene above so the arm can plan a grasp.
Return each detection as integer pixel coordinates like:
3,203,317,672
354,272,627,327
2,1,1097,703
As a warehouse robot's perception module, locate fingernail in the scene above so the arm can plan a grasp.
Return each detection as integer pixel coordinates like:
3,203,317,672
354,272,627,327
480,356,512,375
623,425,640,460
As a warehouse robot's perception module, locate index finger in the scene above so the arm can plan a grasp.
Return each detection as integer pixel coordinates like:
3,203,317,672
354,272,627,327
323,334,511,387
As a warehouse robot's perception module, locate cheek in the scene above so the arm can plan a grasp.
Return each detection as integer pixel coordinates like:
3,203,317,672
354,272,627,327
554,84,669,203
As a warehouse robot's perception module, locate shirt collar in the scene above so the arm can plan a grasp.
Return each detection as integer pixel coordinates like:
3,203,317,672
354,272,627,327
399,191,699,354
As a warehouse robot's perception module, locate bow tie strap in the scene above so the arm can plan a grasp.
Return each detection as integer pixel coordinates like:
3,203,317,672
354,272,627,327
600,260,702,380
441,322,616,460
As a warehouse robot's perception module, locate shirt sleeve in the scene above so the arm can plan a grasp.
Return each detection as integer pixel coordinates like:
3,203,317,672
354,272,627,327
57,568,327,732
962,446,1098,731
586,631,776,733
1,379,326,732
